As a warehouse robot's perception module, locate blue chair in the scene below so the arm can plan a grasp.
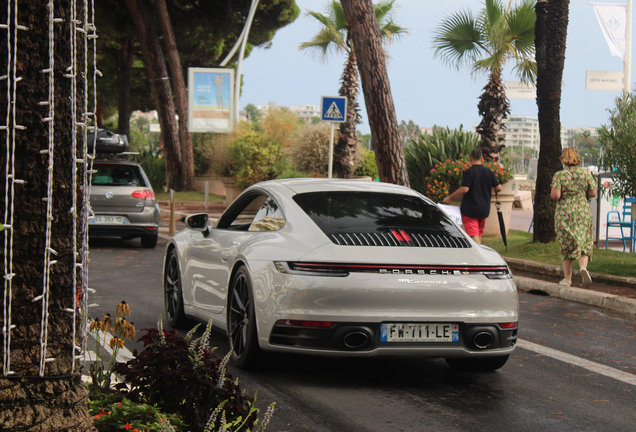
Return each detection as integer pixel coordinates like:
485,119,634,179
605,197,635,252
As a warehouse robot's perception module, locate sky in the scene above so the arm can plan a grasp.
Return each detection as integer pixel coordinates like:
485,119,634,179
240,0,631,135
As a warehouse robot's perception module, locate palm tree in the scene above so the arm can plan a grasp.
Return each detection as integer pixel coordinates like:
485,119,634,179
432,0,536,161
533,0,570,243
299,0,407,178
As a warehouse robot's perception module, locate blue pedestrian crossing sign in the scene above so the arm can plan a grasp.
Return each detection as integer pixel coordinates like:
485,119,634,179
321,96,347,122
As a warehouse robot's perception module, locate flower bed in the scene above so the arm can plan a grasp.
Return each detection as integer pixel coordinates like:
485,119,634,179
425,155,513,202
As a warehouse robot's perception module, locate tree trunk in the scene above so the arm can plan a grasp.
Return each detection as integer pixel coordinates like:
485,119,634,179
155,0,195,190
341,0,409,186
534,0,569,243
334,50,361,178
116,36,135,141
0,1,95,429
476,71,510,161
125,0,184,191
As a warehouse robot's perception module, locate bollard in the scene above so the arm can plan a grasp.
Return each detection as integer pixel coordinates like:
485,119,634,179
205,181,209,210
169,189,176,236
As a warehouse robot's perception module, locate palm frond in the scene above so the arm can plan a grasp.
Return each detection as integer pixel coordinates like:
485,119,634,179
511,58,537,83
304,10,332,29
432,10,486,70
299,28,347,62
330,1,349,31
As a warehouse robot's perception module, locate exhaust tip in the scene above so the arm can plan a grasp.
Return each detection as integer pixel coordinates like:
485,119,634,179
473,331,494,349
343,331,369,349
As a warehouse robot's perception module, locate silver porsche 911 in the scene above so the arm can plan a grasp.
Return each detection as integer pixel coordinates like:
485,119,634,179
163,179,518,370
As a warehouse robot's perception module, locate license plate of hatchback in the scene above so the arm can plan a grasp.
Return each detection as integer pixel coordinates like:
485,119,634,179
90,215,126,224
380,323,459,342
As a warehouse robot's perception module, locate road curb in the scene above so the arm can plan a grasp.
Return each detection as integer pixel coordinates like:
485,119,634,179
505,257,636,290
515,275,636,317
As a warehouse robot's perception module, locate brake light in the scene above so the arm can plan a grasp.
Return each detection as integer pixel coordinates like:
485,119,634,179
132,190,155,199
499,322,518,329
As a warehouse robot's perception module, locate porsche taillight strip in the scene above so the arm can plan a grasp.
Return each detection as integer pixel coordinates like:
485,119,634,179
280,262,512,278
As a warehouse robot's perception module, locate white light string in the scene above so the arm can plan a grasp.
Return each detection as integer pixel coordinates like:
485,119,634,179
1,0,15,377
75,0,99,373
36,0,59,377
2,0,27,377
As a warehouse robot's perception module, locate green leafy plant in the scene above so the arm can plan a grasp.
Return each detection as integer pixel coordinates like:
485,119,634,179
192,133,232,177
405,126,480,194
425,155,513,203
287,123,331,176
138,149,166,192
598,92,636,198
227,131,285,190
113,319,266,432
354,147,378,179
90,395,185,431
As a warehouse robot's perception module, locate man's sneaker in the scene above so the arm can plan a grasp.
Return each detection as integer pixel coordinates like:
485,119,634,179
559,278,571,286
580,268,592,286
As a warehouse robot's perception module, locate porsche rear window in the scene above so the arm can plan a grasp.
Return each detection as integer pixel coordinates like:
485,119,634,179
293,191,468,247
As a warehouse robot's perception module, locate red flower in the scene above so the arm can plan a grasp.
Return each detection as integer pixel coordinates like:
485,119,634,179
125,424,132,431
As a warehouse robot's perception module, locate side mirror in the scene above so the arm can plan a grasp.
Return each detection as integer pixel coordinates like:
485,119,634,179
184,213,210,237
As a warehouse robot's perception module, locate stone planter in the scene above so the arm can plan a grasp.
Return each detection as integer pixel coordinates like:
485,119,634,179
221,178,242,206
450,181,517,238
194,175,226,196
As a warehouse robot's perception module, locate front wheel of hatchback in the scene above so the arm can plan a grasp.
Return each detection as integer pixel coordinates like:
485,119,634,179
445,354,510,372
164,250,187,328
227,265,261,369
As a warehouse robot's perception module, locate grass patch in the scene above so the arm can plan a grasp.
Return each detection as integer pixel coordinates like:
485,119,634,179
155,190,225,203
481,230,636,278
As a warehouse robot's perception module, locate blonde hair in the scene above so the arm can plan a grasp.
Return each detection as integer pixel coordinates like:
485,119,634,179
560,147,582,166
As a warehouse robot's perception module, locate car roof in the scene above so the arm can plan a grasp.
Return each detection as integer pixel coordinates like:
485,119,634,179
255,178,422,197
93,157,140,166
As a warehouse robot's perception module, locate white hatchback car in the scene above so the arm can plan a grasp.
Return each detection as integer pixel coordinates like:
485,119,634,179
163,179,518,370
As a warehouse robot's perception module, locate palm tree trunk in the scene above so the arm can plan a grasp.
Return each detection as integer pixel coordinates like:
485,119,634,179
125,0,184,191
155,0,195,190
334,51,361,178
116,36,135,141
334,50,360,178
534,0,569,243
0,1,95,429
341,0,409,186
476,71,510,161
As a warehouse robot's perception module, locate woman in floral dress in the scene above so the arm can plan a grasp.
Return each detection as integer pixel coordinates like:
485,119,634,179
550,148,597,286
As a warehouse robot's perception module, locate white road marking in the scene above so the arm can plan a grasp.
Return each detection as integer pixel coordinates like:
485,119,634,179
518,339,636,386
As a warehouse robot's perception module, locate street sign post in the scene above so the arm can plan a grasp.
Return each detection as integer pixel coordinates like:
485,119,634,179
320,96,347,178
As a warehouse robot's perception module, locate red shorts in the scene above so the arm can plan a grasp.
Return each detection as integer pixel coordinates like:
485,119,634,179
462,215,486,237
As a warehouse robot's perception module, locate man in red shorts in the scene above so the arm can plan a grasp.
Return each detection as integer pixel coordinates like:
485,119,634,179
442,148,502,244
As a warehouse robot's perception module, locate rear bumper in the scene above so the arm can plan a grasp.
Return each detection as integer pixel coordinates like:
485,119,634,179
89,205,159,238
89,224,158,238
266,321,517,357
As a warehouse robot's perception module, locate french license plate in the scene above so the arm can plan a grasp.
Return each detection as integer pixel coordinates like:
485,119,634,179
90,215,127,224
380,323,459,342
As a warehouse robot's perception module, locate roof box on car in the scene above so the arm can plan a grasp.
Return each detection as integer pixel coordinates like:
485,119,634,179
87,128,129,154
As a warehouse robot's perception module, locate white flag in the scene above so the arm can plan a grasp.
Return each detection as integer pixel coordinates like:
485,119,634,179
592,4,627,60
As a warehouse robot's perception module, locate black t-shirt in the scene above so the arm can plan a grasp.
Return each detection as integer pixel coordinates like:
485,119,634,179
459,164,500,218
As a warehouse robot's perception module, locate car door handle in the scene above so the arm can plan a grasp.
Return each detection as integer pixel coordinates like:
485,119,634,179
221,253,229,261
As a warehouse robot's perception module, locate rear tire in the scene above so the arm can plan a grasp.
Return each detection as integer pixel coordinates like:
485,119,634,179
164,250,187,328
227,266,261,369
141,233,158,248
445,354,510,372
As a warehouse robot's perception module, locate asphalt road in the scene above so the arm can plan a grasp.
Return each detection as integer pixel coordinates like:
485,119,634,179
88,235,636,432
